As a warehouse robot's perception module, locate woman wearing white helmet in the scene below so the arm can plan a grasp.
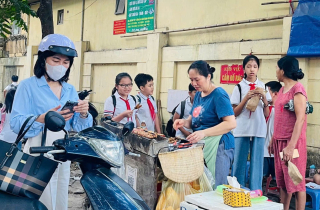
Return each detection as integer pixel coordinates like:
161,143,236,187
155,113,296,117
10,34,92,210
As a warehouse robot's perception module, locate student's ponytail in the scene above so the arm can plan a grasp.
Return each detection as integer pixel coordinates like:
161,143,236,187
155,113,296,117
111,87,117,95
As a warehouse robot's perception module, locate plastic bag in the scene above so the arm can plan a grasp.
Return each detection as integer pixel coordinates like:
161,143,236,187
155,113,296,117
204,166,215,189
156,173,213,210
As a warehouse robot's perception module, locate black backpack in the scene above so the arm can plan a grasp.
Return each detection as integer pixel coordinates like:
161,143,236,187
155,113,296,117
166,100,186,137
135,95,155,103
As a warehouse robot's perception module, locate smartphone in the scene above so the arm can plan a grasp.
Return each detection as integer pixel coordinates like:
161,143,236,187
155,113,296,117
61,100,78,114
280,149,299,160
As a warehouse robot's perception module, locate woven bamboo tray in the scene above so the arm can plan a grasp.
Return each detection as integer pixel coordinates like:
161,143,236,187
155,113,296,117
158,146,204,183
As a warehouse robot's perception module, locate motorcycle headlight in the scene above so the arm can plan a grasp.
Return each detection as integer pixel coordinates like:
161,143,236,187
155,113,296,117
87,139,124,167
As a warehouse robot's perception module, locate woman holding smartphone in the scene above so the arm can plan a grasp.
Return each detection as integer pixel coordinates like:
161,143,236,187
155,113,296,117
10,34,92,210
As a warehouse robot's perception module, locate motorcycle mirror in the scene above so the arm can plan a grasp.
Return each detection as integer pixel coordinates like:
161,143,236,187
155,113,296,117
122,122,134,136
45,111,66,132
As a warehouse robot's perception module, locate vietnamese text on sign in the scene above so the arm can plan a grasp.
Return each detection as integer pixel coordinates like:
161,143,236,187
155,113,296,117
126,0,155,33
113,20,126,35
220,64,244,84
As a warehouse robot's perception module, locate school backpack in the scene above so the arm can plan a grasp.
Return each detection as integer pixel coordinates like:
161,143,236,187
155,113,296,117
166,100,186,137
236,84,242,101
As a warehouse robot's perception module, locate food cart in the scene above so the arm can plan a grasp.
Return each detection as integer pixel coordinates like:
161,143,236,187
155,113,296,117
101,120,168,209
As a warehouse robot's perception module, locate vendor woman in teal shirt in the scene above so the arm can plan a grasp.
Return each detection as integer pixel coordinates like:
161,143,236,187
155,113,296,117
173,60,236,188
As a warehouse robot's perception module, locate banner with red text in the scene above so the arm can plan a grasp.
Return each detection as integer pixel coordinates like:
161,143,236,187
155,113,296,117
220,64,244,84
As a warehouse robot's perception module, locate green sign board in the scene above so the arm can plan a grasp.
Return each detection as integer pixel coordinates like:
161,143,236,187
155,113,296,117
126,0,155,33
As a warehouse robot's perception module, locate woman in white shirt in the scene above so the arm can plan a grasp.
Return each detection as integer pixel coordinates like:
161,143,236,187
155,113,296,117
104,72,139,127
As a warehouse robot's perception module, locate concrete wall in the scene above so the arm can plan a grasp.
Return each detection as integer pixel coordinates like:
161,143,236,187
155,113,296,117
28,0,83,46
0,57,27,102
307,58,320,148
28,0,294,51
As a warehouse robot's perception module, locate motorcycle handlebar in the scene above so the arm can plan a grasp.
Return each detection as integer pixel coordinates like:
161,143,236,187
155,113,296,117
29,146,56,154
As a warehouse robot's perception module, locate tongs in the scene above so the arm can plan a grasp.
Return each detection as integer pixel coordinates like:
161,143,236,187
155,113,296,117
168,141,203,151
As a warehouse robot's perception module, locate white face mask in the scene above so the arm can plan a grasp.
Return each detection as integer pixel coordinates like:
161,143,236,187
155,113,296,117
46,62,68,81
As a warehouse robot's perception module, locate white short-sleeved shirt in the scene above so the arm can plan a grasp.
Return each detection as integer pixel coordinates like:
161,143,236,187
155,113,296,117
104,91,137,127
264,106,274,157
175,97,193,139
4,82,18,92
135,92,157,132
230,78,272,138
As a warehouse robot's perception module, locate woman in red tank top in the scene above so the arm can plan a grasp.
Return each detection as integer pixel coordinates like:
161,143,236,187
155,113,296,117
268,56,307,210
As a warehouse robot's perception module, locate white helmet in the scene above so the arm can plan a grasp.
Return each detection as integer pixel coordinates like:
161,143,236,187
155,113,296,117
38,34,78,57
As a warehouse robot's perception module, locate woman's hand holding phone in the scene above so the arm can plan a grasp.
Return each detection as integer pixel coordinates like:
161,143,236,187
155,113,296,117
37,105,74,123
73,100,89,116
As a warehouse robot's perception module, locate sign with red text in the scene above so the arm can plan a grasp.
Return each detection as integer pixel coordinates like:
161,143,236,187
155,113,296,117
113,20,126,35
220,64,244,84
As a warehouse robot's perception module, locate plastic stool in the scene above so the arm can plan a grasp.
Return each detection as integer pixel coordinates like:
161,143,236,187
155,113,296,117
306,187,320,210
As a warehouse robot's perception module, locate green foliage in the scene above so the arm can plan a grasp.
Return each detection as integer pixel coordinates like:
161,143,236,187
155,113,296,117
0,0,37,38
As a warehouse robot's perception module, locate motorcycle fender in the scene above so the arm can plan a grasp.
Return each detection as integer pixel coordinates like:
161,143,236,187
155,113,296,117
80,168,150,210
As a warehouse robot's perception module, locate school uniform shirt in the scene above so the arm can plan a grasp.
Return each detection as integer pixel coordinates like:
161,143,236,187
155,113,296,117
190,88,235,150
4,82,18,92
230,78,272,138
175,97,193,139
104,91,137,127
10,75,93,138
264,106,275,157
135,92,157,131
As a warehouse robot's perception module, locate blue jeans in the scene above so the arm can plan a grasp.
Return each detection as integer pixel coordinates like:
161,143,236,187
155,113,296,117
215,142,234,188
232,137,264,191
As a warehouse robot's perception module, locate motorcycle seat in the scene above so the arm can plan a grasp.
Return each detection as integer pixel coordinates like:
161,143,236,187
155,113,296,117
0,190,47,210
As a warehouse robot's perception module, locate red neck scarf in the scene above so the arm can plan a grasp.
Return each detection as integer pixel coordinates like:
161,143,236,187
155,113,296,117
266,106,273,122
248,83,256,118
249,83,256,90
147,98,156,121
120,97,132,121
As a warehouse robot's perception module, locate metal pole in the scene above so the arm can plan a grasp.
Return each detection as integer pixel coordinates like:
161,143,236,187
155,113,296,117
121,14,291,38
80,0,85,41
262,1,299,5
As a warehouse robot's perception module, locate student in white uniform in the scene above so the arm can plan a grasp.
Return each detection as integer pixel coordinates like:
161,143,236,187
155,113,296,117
230,55,272,191
134,73,161,132
263,81,282,179
3,75,18,98
104,72,139,127
173,84,196,139
0,88,18,147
